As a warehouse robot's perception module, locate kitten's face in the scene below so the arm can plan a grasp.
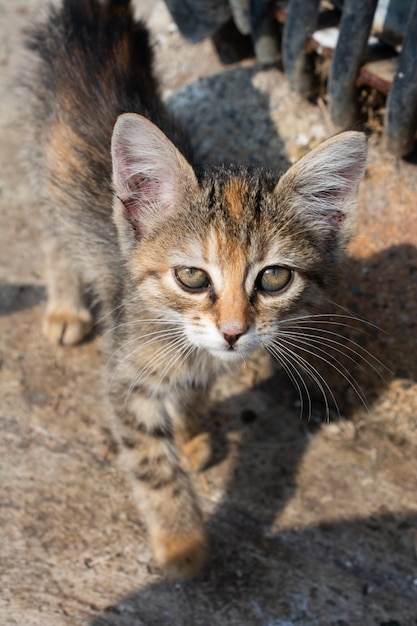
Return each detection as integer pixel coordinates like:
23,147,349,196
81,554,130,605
127,173,338,364
111,113,367,366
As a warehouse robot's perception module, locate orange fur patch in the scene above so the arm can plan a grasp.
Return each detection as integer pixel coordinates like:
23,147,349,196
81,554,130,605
207,226,252,332
224,178,248,220
45,120,85,189
217,280,250,334
180,432,212,472
151,529,208,579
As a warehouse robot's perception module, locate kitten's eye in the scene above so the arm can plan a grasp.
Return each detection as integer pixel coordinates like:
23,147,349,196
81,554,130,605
174,267,210,291
256,266,293,293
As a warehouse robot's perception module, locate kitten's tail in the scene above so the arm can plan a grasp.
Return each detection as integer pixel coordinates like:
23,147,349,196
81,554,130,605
24,0,155,109
26,0,151,62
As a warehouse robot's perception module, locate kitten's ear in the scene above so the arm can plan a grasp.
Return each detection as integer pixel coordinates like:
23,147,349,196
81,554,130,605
276,131,367,246
111,113,197,249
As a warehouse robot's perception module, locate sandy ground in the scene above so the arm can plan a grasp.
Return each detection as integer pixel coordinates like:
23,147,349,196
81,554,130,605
1,1,417,625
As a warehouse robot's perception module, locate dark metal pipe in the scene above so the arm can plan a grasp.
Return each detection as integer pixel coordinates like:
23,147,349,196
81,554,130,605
282,0,321,97
385,0,417,157
328,0,379,128
250,0,280,64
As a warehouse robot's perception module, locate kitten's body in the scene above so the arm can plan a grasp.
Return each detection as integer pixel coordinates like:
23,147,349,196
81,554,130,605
23,0,367,578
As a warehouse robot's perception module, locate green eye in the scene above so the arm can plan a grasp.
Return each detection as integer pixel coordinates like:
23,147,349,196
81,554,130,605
175,267,210,291
257,266,293,293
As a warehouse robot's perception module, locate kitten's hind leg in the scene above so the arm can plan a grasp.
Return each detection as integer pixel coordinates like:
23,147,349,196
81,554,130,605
43,239,93,346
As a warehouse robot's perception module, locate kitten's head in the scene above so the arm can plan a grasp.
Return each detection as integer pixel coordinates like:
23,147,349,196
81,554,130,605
111,114,367,364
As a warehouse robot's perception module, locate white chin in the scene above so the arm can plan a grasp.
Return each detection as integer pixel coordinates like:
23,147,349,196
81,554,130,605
208,347,244,363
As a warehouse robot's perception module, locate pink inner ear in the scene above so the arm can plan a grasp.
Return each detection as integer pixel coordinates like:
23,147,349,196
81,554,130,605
119,169,176,237
125,172,157,201
122,172,154,217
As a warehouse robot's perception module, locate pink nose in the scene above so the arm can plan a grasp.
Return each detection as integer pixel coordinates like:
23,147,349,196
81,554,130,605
220,322,249,347
223,331,244,346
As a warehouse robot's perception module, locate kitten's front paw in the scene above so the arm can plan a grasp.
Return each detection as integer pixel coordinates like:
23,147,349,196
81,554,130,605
180,432,212,473
43,305,93,346
151,528,209,580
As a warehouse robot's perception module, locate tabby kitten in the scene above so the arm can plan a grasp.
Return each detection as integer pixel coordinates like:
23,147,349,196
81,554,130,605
23,0,367,579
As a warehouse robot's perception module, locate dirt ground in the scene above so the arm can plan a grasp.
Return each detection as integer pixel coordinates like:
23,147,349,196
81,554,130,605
1,1,417,625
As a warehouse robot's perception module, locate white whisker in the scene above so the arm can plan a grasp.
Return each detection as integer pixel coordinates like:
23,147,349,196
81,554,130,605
107,326,183,366
324,298,386,334
280,312,377,333
277,334,369,414
94,291,145,327
278,328,385,379
151,342,196,399
106,328,184,389
269,338,342,420
124,334,188,402
103,315,186,338
265,343,311,420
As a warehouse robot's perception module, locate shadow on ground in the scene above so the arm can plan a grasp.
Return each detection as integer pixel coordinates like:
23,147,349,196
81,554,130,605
167,65,289,169
85,241,417,625
0,283,45,316
89,512,417,625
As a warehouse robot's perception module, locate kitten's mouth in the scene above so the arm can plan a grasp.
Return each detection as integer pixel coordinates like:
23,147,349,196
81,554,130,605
209,345,243,363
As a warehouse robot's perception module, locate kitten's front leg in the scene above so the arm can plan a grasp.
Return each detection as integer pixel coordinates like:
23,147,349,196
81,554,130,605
109,386,208,579
166,392,213,473
42,238,93,346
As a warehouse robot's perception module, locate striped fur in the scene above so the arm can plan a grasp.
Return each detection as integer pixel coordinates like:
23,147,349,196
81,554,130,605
23,0,367,579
